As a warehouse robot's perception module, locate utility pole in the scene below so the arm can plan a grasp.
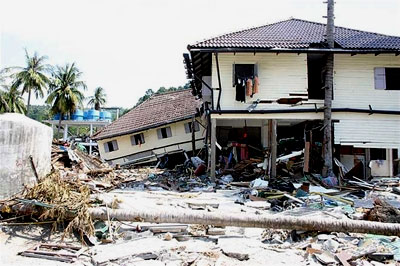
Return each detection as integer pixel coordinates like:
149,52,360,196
322,0,335,177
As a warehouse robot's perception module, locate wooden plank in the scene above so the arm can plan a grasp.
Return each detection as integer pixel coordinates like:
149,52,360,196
303,142,310,172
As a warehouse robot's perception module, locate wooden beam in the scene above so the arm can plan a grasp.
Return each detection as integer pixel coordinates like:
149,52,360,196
269,119,277,178
191,115,196,154
365,148,371,180
210,118,217,181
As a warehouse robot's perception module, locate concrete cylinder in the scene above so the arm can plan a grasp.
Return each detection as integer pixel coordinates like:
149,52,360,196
0,113,53,199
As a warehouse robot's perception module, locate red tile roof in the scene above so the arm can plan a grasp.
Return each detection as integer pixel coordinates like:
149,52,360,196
189,18,400,51
93,90,200,140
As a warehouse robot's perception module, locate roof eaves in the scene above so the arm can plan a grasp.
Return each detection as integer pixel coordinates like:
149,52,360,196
92,114,198,141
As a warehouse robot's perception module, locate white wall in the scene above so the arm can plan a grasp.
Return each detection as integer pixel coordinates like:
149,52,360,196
333,54,400,111
211,53,309,110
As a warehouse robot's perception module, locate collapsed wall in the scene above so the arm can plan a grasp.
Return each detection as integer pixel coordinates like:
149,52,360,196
0,113,52,199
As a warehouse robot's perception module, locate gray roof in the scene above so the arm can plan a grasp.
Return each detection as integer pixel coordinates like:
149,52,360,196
189,18,400,51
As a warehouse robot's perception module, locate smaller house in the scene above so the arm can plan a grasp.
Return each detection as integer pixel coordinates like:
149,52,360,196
93,90,205,165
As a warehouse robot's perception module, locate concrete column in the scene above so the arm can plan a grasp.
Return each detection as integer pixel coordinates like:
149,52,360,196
63,124,68,141
210,118,217,182
269,119,277,178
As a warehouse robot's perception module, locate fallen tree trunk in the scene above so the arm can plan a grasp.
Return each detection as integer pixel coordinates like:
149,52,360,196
89,207,400,236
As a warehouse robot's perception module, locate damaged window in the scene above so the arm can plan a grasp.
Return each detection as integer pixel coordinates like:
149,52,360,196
370,148,386,160
131,133,145,146
307,54,326,100
104,140,118,153
184,121,200,134
374,67,400,90
157,126,172,139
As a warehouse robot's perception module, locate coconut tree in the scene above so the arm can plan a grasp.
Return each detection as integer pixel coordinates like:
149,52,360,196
0,85,26,114
46,63,86,137
0,69,10,112
87,87,106,110
9,50,51,115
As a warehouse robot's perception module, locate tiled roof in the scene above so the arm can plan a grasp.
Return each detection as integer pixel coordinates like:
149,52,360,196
189,18,400,50
93,90,200,140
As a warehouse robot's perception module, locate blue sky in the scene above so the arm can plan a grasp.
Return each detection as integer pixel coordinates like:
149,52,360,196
1,0,399,108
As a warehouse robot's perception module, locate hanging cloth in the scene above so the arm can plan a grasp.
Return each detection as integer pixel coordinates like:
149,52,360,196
235,78,246,102
253,76,259,94
246,78,253,96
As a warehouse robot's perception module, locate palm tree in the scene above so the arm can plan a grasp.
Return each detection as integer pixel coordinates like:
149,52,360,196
9,50,50,115
0,85,26,114
87,87,106,110
46,63,87,137
0,69,10,112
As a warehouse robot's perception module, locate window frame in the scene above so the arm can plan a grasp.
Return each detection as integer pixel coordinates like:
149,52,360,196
104,140,118,153
374,67,400,90
130,133,145,146
184,121,200,134
157,126,172,139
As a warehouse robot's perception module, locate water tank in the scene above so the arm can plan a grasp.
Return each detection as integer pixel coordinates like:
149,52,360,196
86,109,99,120
71,109,84,121
54,113,68,120
53,113,60,120
104,111,112,121
99,111,106,120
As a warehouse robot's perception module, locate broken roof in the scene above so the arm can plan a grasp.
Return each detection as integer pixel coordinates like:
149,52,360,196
188,18,400,51
93,90,200,140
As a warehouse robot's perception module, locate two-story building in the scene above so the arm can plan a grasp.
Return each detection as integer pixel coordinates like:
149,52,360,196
185,18,400,178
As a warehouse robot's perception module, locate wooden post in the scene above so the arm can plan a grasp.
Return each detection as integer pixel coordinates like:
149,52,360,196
322,0,335,177
269,119,277,178
304,142,310,173
89,124,93,155
388,149,394,177
210,118,217,181
191,115,196,154
63,124,68,141
365,148,371,179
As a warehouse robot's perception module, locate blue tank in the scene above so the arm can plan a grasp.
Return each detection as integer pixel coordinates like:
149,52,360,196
104,111,112,121
86,109,100,120
99,111,106,120
53,113,68,120
71,109,84,121
53,113,61,120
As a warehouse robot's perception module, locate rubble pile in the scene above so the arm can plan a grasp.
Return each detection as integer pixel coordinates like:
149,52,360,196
2,142,400,265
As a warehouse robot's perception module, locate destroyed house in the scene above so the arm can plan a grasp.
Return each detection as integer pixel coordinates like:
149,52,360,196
93,90,205,165
185,18,400,178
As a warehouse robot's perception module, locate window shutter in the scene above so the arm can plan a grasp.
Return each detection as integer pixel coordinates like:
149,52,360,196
104,142,109,153
374,67,386,90
140,133,145,144
184,123,190,133
166,127,172,137
157,129,162,139
195,121,200,131
112,140,118,151
130,135,137,145
254,64,258,77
